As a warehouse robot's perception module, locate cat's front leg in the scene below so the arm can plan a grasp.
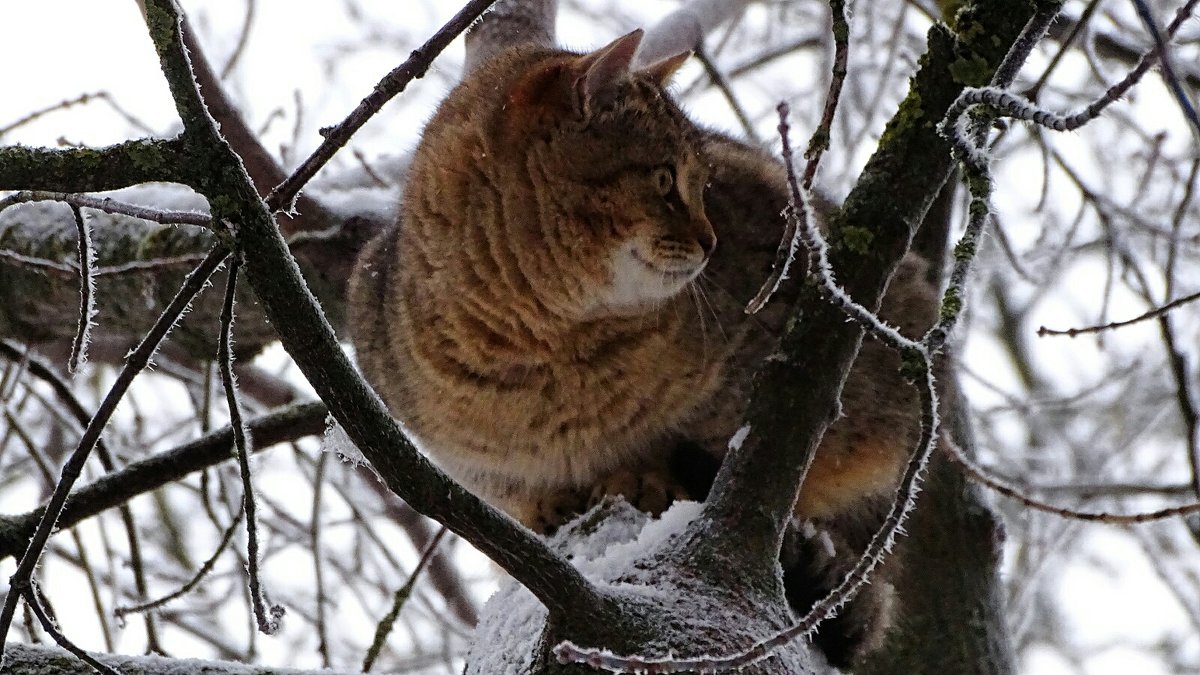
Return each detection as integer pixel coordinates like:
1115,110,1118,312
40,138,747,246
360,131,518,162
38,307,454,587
509,486,591,535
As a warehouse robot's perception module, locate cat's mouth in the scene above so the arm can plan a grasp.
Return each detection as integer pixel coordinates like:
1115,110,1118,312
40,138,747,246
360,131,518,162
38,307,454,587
630,249,704,281
596,243,707,313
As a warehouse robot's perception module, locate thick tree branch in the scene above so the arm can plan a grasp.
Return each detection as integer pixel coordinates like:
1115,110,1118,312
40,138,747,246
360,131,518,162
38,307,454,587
694,0,1063,572
1,642,357,675
0,401,328,561
140,0,609,621
0,139,189,193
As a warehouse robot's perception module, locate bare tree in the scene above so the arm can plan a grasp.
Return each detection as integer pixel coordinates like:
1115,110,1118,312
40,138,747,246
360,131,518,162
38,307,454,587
2,0,1199,673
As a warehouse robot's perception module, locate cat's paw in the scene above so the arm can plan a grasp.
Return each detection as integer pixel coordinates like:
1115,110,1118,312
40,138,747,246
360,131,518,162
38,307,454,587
588,469,689,517
525,487,590,535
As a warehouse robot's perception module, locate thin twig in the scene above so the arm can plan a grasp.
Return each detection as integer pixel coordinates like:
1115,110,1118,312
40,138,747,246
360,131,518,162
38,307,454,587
0,190,212,227
0,247,229,663
0,92,154,138
217,256,283,635
67,205,94,374
265,0,498,213
744,0,849,315
1130,0,1200,139
23,581,121,675
944,438,1200,523
219,0,257,80
311,451,331,668
96,253,212,277
0,249,77,277
802,0,848,189
1036,289,1200,337
694,46,759,142
113,506,246,617
361,527,449,673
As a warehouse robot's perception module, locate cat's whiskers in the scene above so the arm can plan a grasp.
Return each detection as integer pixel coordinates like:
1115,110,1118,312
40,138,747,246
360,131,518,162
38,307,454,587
698,272,771,336
692,274,729,345
686,282,712,358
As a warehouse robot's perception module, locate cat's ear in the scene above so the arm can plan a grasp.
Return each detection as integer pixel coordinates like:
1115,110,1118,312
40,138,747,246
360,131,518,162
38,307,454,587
572,29,644,116
637,51,691,87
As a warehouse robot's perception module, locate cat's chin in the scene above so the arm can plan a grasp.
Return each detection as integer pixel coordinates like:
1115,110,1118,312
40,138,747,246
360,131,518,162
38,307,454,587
588,244,704,316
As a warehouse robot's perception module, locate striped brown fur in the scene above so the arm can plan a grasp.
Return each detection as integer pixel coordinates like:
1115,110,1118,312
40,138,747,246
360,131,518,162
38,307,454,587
347,31,936,538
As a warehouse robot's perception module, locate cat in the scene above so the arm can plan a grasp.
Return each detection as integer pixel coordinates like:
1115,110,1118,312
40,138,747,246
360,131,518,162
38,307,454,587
348,29,936,668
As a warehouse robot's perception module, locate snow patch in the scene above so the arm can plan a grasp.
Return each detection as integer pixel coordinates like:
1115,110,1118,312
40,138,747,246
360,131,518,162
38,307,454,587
728,424,751,451
320,416,367,467
465,500,704,674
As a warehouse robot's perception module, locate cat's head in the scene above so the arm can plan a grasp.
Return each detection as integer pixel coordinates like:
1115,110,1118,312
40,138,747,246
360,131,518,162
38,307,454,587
494,31,717,317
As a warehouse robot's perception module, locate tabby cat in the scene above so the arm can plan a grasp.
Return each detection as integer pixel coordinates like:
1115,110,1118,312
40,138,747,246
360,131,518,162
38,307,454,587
348,29,935,668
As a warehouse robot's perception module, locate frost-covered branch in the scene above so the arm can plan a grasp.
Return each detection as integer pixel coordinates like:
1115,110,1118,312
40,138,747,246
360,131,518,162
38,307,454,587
139,0,610,622
0,399,328,562
944,438,1200,523
942,0,1199,167
745,0,849,315
0,191,211,228
217,257,283,636
0,247,229,664
265,0,497,213
66,206,94,373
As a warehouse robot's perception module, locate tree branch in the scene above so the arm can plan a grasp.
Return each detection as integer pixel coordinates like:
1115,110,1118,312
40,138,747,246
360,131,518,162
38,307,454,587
0,642,358,675
693,0,1064,573
0,139,189,193
0,400,328,561
140,0,609,621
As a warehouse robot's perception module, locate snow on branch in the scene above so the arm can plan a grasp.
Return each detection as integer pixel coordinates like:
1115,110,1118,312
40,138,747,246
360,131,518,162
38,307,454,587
634,0,759,67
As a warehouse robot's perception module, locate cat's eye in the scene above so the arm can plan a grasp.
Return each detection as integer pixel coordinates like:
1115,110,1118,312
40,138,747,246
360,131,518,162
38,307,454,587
651,166,675,196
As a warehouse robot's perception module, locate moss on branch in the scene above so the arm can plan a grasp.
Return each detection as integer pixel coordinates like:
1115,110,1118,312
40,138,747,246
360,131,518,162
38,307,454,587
0,140,190,194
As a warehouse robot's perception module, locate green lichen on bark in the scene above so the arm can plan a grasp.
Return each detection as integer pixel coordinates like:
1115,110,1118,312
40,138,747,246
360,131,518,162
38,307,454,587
949,53,992,86
939,288,963,321
0,140,189,194
831,224,875,256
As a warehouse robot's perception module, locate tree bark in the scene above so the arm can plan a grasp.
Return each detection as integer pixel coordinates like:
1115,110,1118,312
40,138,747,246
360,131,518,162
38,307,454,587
0,202,383,361
1,643,356,675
